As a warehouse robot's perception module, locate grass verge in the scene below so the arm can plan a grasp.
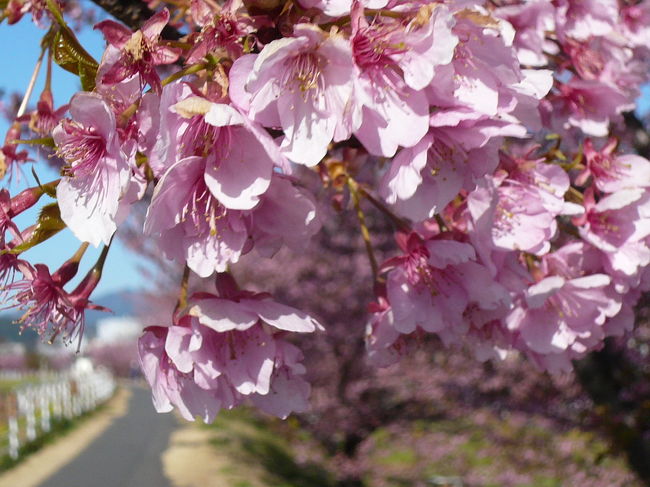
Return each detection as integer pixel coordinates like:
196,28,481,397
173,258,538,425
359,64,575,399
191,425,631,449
204,408,336,487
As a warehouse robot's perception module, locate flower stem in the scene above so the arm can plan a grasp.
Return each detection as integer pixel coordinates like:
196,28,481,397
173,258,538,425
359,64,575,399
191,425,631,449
44,50,53,93
348,178,379,283
52,242,89,286
566,186,584,204
162,62,208,87
175,265,190,315
69,240,112,304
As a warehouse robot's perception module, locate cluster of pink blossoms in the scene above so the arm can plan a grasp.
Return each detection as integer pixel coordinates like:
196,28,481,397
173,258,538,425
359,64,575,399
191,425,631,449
2,0,650,418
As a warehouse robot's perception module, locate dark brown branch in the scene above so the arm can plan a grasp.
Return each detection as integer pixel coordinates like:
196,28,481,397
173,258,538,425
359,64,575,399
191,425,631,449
88,0,184,40
624,112,650,159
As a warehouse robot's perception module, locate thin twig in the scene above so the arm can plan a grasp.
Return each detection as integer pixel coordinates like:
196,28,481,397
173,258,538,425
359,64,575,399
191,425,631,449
17,49,45,118
357,185,411,233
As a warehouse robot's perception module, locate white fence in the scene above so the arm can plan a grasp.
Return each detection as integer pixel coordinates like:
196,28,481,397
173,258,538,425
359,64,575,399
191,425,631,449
2,368,115,460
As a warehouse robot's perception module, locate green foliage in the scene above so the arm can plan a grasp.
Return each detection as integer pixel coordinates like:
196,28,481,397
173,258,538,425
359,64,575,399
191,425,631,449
44,0,98,91
51,29,98,91
10,203,65,254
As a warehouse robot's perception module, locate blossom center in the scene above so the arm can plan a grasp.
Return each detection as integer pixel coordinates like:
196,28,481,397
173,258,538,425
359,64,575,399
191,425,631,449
180,116,223,158
125,31,148,61
353,25,405,72
283,52,323,93
565,40,604,79
57,121,107,178
405,246,437,294
589,211,621,238
182,179,227,237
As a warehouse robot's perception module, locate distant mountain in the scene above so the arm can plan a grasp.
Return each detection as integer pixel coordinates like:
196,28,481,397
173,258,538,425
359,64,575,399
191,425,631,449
0,314,38,347
0,290,141,347
85,290,139,328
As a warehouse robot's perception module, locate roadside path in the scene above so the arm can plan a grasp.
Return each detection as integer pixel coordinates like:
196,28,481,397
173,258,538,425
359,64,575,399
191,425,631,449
0,387,130,487
39,385,177,487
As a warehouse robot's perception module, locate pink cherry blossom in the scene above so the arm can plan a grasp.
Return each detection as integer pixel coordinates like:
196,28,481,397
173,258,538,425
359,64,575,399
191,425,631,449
4,0,48,26
467,172,559,256
22,90,68,136
250,340,311,418
138,323,219,420
365,295,403,368
0,123,31,181
297,0,388,18
249,175,322,257
231,24,355,166
153,82,284,195
576,138,650,193
348,3,457,157
53,92,132,246
138,289,319,421
5,0,650,425
506,273,620,368
382,233,510,340
436,13,522,118
495,0,556,67
95,9,181,93
619,2,650,47
576,188,650,280
499,146,583,217
145,84,292,276
144,155,249,277
2,254,104,349
186,1,254,63
381,116,509,222
549,79,629,137
554,0,618,41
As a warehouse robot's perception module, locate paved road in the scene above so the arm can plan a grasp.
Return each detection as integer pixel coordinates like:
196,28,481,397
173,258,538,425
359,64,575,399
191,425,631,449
40,385,178,487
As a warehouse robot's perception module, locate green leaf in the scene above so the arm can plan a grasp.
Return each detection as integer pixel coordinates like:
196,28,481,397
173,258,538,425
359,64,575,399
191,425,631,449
42,1,98,90
10,203,66,254
78,64,97,91
51,29,98,90
13,137,55,147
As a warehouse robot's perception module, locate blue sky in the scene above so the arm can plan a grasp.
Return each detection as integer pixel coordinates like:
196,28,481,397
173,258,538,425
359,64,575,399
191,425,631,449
0,13,153,295
639,84,650,116
0,12,649,295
